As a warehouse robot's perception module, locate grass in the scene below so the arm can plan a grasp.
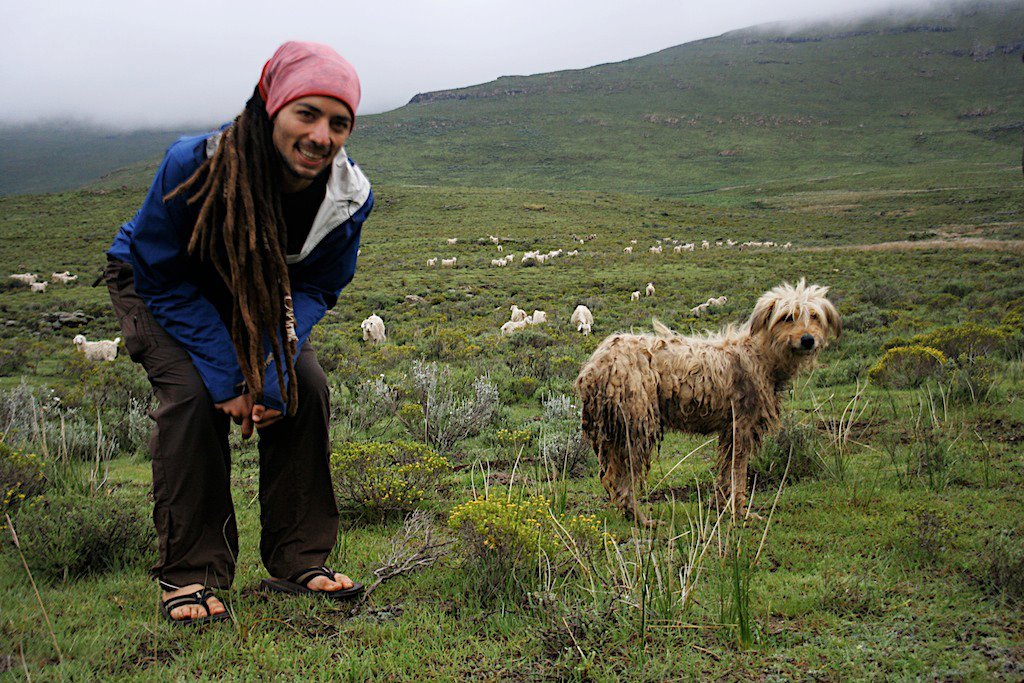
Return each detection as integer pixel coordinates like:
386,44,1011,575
1,161,1023,679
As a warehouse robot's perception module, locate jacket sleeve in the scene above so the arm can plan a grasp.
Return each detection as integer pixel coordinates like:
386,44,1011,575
128,141,244,403
260,190,373,411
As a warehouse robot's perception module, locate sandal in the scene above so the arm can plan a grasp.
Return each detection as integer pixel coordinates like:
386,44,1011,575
260,566,364,601
159,580,231,626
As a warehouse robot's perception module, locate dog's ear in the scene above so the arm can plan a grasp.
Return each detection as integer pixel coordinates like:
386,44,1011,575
823,299,842,340
748,295,776,335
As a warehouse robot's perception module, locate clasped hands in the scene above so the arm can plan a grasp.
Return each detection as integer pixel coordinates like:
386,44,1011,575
214,394,282,439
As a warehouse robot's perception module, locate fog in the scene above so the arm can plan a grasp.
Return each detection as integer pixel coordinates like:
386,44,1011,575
0,0,953,129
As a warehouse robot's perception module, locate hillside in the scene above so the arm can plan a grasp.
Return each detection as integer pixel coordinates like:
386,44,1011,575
0,0,1020,198
349,0,1022,199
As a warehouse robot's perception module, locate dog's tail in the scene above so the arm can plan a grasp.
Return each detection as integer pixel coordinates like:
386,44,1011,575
651,318,675,338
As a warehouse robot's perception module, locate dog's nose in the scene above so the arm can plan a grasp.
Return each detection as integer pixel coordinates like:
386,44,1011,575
800,334,815,349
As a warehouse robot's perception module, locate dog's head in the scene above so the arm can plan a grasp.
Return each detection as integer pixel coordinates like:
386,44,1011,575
748,279,841,356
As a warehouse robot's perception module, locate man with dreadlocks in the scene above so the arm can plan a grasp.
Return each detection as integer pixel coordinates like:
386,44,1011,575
104,41,372,625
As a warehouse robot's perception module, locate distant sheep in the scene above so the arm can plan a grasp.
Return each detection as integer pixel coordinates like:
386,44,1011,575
30,282,48,293
630,291,641,302
707,296,728,307
427,258,438,267
701,240,710,250
530,310,548,324
51,271,78,283
10,273,37,286
623,247,633,254
501,319,529,335
510,305,528,323
571,305,594,335
360,314,386,344
645,282,656,297
446,238,458,245
649,245,663,254
690,303,710,317
491,258,506,267
73,334,120,362
441,257,457,267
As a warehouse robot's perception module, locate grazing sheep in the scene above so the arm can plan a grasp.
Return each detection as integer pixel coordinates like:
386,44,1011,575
630,239,638,245
575,279,841,524
631,291,641,302
673,245,683,254
489,235,500,244
501,319,529,335
571,305,594,335
701,240,710,250
10,273,37,286
446,238,458,245
427,258,437,267
491,258,506,267
497,245,503,252
30,282,48,293
690,303,710,317
51,271,78,283
649,245,663,254
623,247,633,254
360,314,386,344
567,249,579,256
683,243,695,252
441,257,457,267
646,282,656,297
73,334,120,362
510,305,528,323
707,296,728,307
530,310,548,324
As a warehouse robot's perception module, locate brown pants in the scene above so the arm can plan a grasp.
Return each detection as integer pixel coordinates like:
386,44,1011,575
104,258,339,589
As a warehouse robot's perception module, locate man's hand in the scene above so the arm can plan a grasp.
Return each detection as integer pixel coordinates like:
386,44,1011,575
252,404,283,430
215,394,255,439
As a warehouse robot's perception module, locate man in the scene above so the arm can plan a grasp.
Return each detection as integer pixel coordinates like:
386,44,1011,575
104,41,372,624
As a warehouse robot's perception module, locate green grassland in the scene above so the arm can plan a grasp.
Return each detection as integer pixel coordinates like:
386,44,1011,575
1,174,1022,680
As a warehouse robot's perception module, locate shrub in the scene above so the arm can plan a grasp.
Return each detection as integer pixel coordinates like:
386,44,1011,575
13,489,155,582
749,412,823,486
330,440,451,514
60,354,151,411
868,345,947,389
506,375,540,402
908,322,1008,361
0,441,46,525
448,495,605,573
395,361,499,455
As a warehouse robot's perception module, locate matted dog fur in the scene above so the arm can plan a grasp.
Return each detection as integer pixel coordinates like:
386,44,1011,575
575,279,841,525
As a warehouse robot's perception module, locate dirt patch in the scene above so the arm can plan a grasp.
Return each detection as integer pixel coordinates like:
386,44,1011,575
973,417,1024,445
648,484,702,503
803,238,1024,254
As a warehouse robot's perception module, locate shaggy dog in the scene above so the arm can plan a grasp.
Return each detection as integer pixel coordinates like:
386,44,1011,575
575,279,840,525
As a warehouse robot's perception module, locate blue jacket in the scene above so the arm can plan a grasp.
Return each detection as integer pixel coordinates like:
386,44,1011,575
108,130,373,411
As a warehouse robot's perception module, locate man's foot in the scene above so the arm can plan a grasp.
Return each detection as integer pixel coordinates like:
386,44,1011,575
268,572,355,592
162,583,227,622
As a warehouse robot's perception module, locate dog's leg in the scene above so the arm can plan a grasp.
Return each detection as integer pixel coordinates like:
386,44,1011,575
600,445,656,527
713,429,737,515
715,427,761,517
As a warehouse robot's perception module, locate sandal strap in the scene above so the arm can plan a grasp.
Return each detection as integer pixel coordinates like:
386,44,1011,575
163,587,219,612
286,566,335,587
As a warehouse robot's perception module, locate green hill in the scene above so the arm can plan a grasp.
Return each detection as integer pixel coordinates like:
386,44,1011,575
1,0,1020,198
349,0,1022,199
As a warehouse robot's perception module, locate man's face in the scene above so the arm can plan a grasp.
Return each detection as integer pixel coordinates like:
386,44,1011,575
271,95,353,191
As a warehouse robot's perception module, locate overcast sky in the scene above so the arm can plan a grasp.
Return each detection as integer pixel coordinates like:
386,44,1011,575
1,0,945,129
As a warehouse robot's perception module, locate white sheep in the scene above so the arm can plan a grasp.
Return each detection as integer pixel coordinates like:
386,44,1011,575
630,239,638,245
689,303,710,317
630,291,641,302
706,295,728,306
10,273,37,285
489,235,500,244
51,271,78,283
73,334,120,361
441,257,457,267
427,257,437,267
509,305,528,323
530,310,548,324
446,238,458,245
623,247,633,254
30,282,48,293
645,282,656,297
701,240,710,250
360,314,386,344
673,245,683,254
500,319,529,335
567,249,579,256
491,258,506,267
683,243,695,252
497,245,503,252
570,305,593,335
649,245,663,254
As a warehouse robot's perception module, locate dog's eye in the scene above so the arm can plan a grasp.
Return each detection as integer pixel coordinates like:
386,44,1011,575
783,315,794,323
810,311,819,320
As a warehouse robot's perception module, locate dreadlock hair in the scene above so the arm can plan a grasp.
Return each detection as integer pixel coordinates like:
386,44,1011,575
164,87,299,415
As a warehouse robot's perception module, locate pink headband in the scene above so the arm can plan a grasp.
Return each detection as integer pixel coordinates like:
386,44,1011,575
258,41,361,123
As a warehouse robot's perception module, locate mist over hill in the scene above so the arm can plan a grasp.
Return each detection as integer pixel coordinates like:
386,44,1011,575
1,0,1019,197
